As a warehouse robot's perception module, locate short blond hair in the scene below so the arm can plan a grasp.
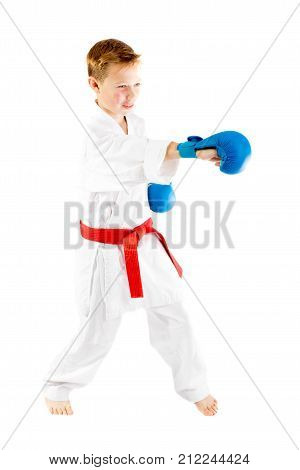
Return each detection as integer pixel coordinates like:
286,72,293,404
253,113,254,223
86,38,141,83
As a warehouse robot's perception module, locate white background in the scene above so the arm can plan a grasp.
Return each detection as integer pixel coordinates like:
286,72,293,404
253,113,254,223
0,0,299,468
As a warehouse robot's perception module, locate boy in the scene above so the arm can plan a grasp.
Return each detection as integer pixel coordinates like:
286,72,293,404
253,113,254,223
44,39,220,416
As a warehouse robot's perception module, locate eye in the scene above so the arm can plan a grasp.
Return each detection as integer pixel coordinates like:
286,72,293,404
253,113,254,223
117,83,141,88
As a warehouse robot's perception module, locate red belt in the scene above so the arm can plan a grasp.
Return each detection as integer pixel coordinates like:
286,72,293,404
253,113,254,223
79,217,183,298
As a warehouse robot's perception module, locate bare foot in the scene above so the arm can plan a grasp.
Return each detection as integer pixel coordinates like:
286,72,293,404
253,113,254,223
45,397,73,415
194,394,218,416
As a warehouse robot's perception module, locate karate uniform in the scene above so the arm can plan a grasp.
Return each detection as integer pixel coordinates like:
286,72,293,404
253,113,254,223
43,101,210,403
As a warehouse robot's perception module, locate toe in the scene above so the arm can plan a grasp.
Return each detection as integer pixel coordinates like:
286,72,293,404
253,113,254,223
66,405,73,415
54,408,59,415
58,408,63,415
62,407,68,415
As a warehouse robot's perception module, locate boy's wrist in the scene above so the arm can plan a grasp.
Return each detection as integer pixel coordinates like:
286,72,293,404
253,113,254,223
165,141,180,161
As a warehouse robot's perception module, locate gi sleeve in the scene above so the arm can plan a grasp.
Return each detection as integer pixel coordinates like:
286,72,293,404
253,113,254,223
140,118,180,186
80,119,180,192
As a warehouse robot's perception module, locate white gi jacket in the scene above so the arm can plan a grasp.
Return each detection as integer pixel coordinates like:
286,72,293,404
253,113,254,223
74,100,187,320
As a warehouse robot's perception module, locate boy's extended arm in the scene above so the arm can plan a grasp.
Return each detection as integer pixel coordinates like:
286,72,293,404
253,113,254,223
80,132,221,192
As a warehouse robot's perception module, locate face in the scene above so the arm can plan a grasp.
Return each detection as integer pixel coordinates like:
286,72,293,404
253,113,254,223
89,62,142,121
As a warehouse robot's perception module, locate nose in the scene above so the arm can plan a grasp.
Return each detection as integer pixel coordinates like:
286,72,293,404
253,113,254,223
126,86,139,101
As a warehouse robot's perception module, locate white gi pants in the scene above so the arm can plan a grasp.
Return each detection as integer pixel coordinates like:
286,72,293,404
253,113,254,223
43,301,210,403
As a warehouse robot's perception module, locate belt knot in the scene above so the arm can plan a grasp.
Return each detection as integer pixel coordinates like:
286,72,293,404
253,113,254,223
133,224,148,241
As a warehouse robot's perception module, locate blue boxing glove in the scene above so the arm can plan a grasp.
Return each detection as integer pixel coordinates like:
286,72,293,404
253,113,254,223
177,131,251,174
147,182,176,213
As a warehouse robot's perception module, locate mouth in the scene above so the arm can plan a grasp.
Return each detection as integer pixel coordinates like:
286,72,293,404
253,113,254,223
122,103,134,109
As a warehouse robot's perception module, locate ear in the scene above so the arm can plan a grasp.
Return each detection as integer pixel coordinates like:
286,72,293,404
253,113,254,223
88,76,100,92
